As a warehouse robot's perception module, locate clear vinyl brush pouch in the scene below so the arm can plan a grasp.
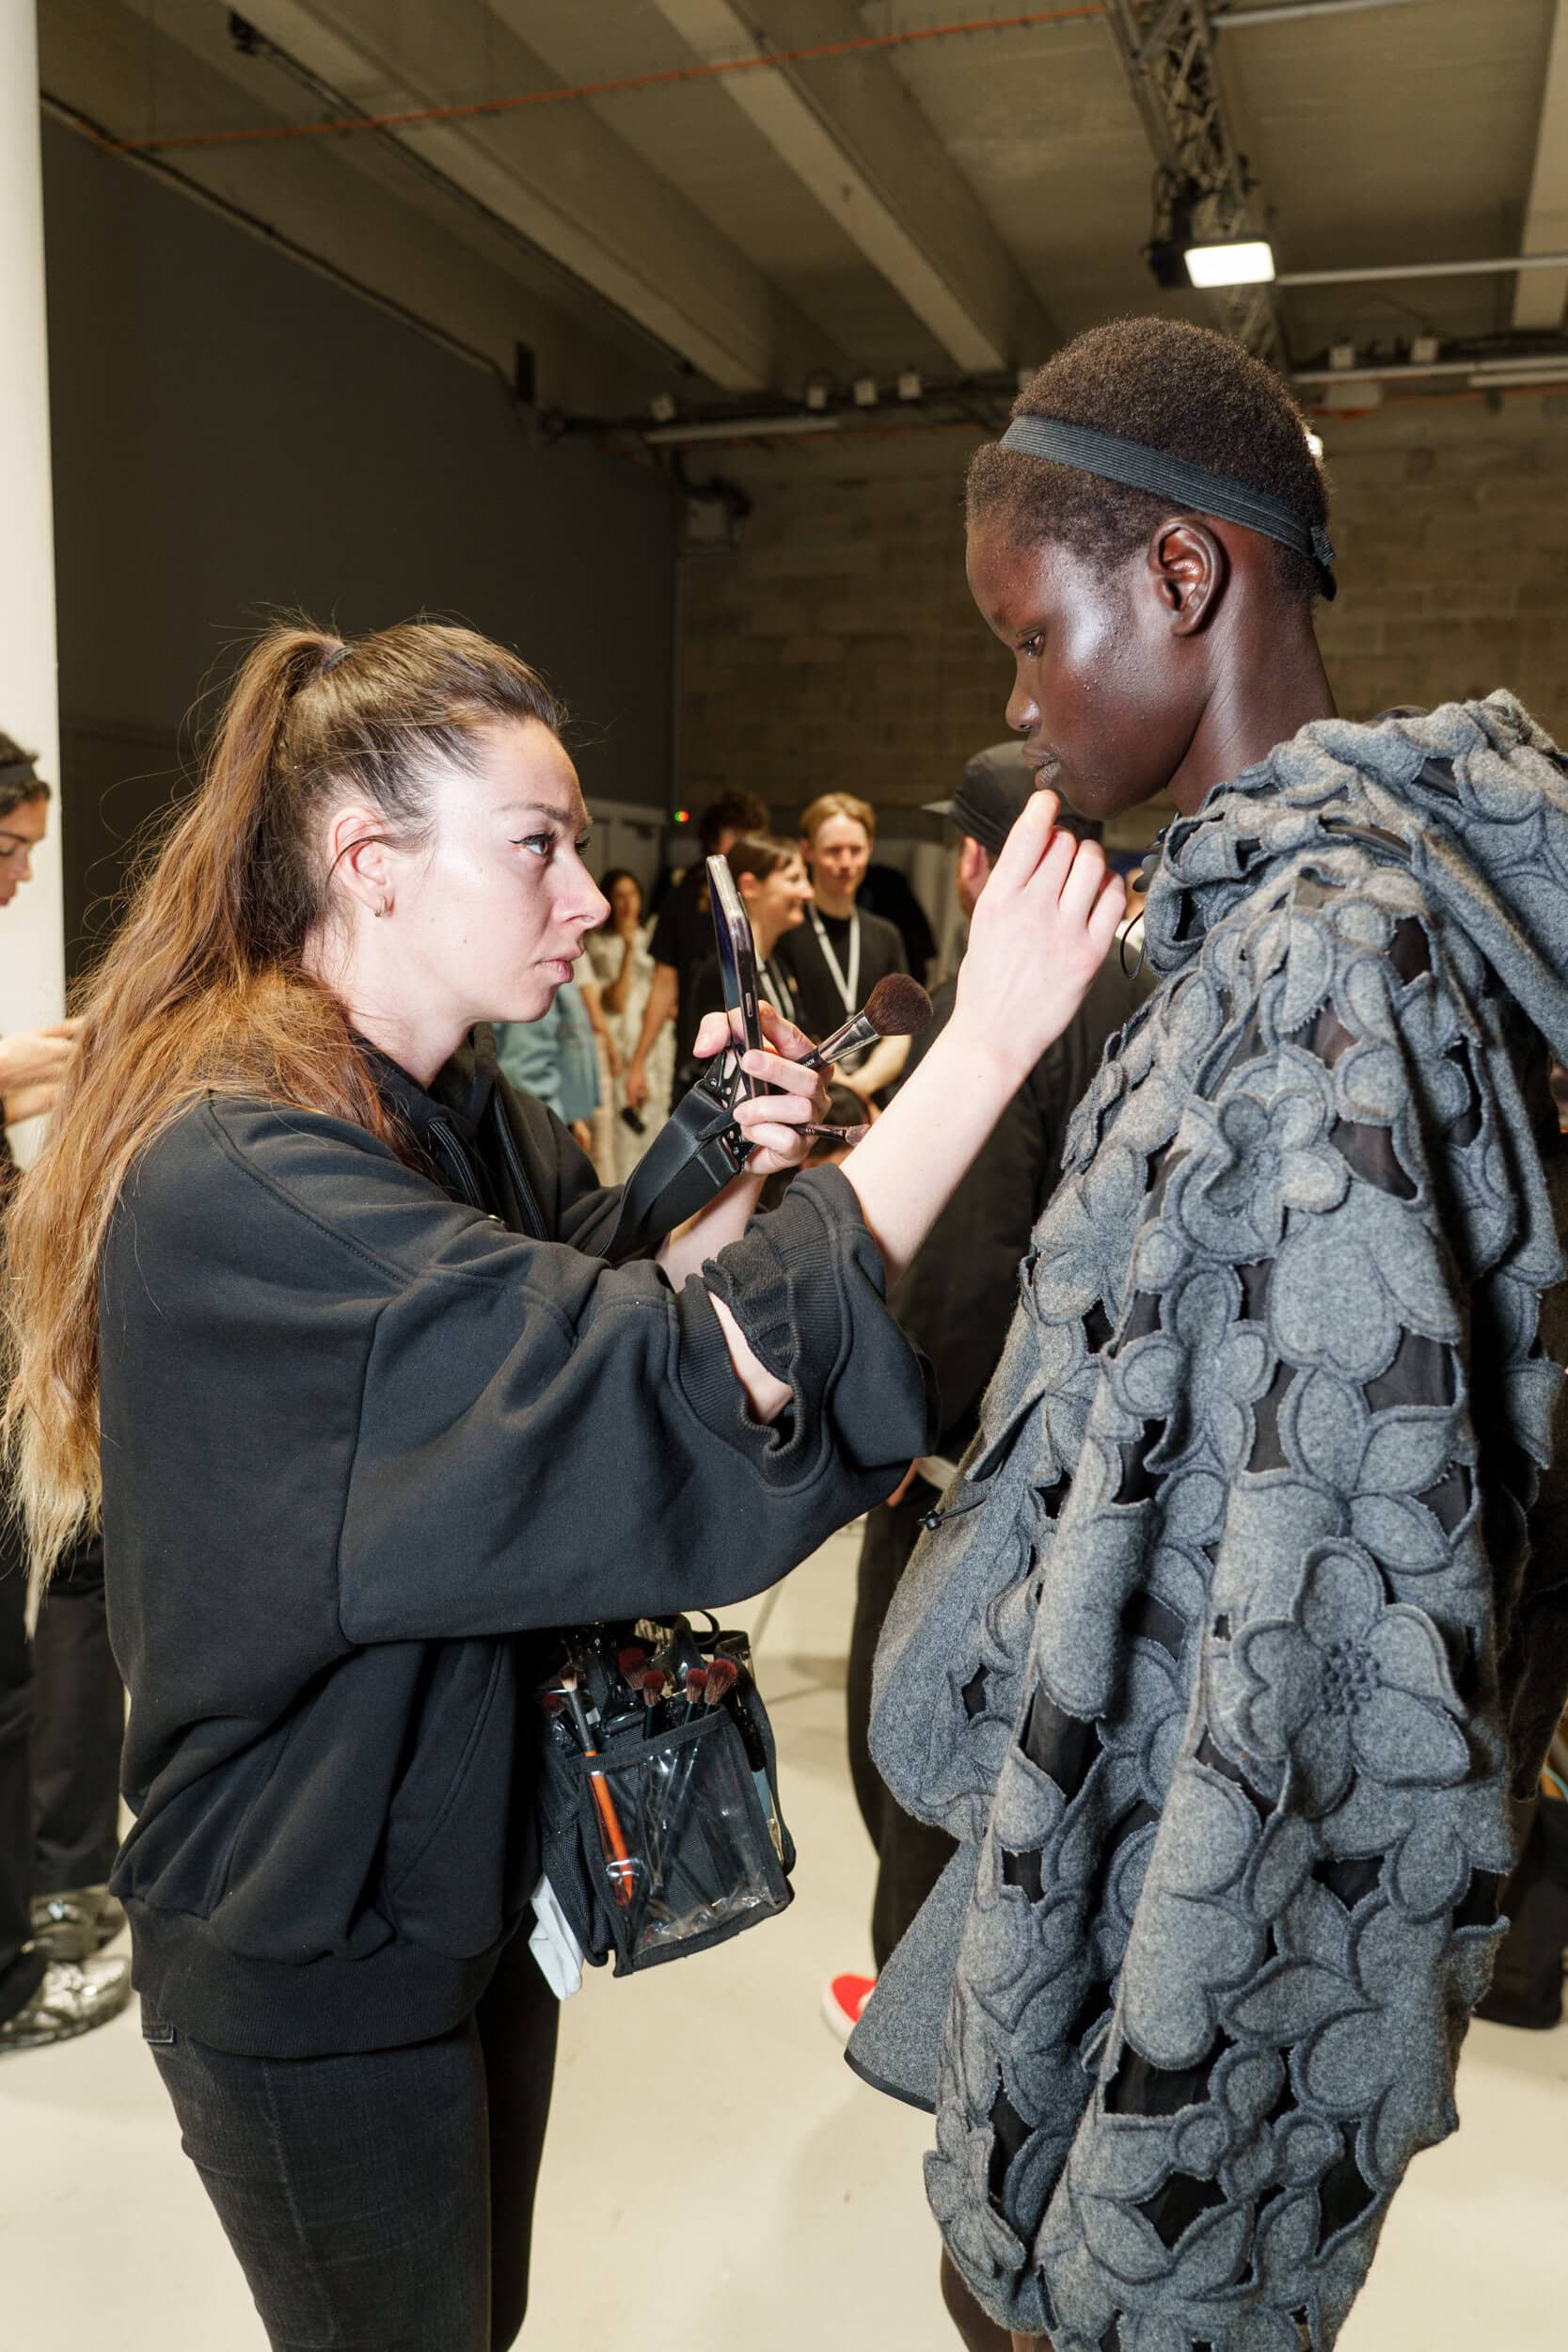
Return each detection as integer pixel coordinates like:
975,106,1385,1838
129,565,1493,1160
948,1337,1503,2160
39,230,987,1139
531,1617,795,1978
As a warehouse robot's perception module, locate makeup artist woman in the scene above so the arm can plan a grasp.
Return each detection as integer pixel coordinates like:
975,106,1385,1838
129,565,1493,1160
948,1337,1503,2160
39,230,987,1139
2,624,1123,2352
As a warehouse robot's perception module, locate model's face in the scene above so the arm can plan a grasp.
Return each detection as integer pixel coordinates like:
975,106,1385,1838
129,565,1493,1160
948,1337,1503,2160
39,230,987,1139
609,874,642,927
805,815,871,899
965,519,1200,823
746,853,813,941
0,794,48,911
378,720,608,1029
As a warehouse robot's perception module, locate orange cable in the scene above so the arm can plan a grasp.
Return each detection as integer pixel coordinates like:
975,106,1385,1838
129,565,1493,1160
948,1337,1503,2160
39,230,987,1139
113,8,1108,153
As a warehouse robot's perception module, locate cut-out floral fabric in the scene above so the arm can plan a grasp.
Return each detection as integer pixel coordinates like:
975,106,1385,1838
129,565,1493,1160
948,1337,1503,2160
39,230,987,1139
857,697,1568,2348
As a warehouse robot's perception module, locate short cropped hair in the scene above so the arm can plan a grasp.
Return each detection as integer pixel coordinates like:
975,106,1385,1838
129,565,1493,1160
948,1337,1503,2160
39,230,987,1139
800,791,875,846
698,790,770,852
0,731,49,823
967,317,1329,607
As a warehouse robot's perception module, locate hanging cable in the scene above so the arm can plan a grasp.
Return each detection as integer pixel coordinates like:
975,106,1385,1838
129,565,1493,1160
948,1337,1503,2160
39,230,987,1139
110,8,1110,154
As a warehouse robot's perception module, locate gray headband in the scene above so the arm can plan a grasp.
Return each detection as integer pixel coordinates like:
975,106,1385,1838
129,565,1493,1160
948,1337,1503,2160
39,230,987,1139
0,757,39,792
998,415,1337,600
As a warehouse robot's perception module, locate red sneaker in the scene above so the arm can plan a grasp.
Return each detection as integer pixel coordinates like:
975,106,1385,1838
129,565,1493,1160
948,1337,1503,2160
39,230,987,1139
822,1971,876,2042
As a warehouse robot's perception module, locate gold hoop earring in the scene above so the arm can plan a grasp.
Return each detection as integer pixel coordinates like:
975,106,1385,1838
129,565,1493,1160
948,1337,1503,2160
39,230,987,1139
374,899,389,920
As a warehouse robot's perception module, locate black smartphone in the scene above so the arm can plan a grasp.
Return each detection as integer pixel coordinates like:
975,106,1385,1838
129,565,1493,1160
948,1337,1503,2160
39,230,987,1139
706,853,767,1101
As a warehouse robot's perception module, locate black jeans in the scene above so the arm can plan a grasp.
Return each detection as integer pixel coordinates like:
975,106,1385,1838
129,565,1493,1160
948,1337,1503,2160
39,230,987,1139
846,1487,958,1971
144,1925,559,2352
0,1529,124,2020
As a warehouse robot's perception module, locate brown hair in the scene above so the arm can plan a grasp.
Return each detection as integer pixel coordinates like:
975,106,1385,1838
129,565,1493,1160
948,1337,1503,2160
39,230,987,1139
967,316,1329,607
799,791,875,846
3,618,562,1591
698,790,769,853
723,831,801,889
0,732,49,823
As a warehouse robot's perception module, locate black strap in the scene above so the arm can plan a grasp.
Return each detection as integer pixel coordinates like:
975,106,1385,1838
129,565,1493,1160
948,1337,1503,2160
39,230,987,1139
599,1054,753,1264
999,416,1337,599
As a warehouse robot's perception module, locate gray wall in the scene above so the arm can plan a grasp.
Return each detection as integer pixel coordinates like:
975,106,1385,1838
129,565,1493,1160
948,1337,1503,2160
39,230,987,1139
41,120,678,975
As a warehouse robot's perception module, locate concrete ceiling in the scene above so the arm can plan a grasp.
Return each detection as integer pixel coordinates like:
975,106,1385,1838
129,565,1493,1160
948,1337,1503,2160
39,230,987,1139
39,0,1568,411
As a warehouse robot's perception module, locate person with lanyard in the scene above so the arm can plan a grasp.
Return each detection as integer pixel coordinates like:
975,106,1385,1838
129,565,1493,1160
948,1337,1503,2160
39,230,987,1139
1,618,1124,2351
623,788,768,1117
673,831,812,1095
779,792,910,1101
847,315,1568,2352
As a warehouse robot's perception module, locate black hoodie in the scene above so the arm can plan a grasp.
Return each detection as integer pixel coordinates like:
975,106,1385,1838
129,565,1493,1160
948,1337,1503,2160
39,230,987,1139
102,1035,927,2056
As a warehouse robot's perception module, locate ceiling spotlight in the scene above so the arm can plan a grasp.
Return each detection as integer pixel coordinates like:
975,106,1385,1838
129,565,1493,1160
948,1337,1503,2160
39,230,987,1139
852,374,879,408
896,369,924,403
1329,342,1356,372
649,392,678,424
1184,238,1276,289
804,377,831,412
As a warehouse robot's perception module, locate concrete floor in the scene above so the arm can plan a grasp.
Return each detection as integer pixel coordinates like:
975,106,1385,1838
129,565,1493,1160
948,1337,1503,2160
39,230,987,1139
2,1522,1565,2349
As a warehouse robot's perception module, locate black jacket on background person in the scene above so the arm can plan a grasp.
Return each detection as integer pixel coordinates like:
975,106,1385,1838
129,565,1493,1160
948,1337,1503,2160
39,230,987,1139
893,943,1154,1458
776,905,907,1045
99,1032,928,2058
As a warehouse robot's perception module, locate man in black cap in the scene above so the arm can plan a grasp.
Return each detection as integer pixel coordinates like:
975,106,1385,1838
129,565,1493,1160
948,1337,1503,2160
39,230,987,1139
826,741,1152,2042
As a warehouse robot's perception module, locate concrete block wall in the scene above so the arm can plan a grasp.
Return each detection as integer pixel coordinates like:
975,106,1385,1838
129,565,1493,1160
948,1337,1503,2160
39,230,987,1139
677,397,1568,850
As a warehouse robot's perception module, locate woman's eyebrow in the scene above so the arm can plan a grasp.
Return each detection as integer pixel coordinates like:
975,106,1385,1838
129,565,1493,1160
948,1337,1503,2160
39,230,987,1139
494,799,579,828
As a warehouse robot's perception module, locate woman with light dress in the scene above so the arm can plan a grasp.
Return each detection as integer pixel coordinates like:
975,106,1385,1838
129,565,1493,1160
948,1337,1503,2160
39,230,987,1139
583,869,672,1182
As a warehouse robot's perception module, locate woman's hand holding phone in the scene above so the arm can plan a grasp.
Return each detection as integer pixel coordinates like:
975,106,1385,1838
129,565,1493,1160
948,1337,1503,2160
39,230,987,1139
690,1002,830,1179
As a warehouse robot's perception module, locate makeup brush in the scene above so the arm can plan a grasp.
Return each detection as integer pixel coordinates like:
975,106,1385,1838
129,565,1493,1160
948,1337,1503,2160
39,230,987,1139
703,1656,740,1709
803,973,932,1074
558,1670,637,1906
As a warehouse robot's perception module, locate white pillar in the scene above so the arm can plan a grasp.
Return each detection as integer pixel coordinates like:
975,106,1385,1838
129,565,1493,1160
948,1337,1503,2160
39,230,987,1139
0,0,63,1055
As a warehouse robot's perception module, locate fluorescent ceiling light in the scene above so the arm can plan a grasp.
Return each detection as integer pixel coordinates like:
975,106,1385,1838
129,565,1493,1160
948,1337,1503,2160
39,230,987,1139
1185,239,1276,289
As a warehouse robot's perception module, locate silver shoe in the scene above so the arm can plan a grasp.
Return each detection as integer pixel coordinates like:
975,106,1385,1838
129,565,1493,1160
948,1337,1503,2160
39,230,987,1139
0,1956,133,2052
30,1884,128,1963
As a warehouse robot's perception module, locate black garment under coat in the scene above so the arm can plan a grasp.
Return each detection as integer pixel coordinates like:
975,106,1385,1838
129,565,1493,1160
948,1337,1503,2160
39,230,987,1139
101,1036,928,2058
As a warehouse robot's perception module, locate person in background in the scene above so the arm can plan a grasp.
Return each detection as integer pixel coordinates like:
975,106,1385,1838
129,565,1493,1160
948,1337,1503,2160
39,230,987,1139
780,792,910,1102
859,854,939,986
827,748,1155,2352
0,739,129,2055
674,832,812,1094
583,870,668,1182
494,978,600,1157
830,753,1149,1995
624,789,768,1115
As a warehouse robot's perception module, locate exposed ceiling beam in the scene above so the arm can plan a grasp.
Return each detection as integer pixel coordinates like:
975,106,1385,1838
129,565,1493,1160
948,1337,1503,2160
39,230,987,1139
646,0,1056,374
234,0,841,393
1101,0,1287,368
1514,0,1568,331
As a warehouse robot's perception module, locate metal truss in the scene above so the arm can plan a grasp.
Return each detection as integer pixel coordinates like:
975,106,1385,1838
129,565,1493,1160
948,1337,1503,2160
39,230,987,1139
1102,0,1288,370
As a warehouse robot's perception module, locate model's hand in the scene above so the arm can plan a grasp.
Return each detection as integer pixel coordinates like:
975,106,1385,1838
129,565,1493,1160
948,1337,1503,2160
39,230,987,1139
624,1059,650,1112
0,1019,80,1103
691,1002,830,1179
952,790,1123,1083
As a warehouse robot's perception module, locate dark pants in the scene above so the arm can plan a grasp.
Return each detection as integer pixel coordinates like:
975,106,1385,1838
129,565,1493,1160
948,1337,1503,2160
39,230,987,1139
847,1486,958,1970
145,1925,560,2352
0,1530,124,2020
851,1499,1014,2352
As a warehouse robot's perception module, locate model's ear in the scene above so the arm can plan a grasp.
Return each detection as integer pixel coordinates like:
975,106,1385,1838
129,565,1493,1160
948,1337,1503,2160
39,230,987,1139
736,869,761,906
1147,517,1227,636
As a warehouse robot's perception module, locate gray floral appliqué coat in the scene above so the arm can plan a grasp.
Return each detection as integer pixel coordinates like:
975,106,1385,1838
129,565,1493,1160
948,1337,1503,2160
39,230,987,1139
852,696,1568,2351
